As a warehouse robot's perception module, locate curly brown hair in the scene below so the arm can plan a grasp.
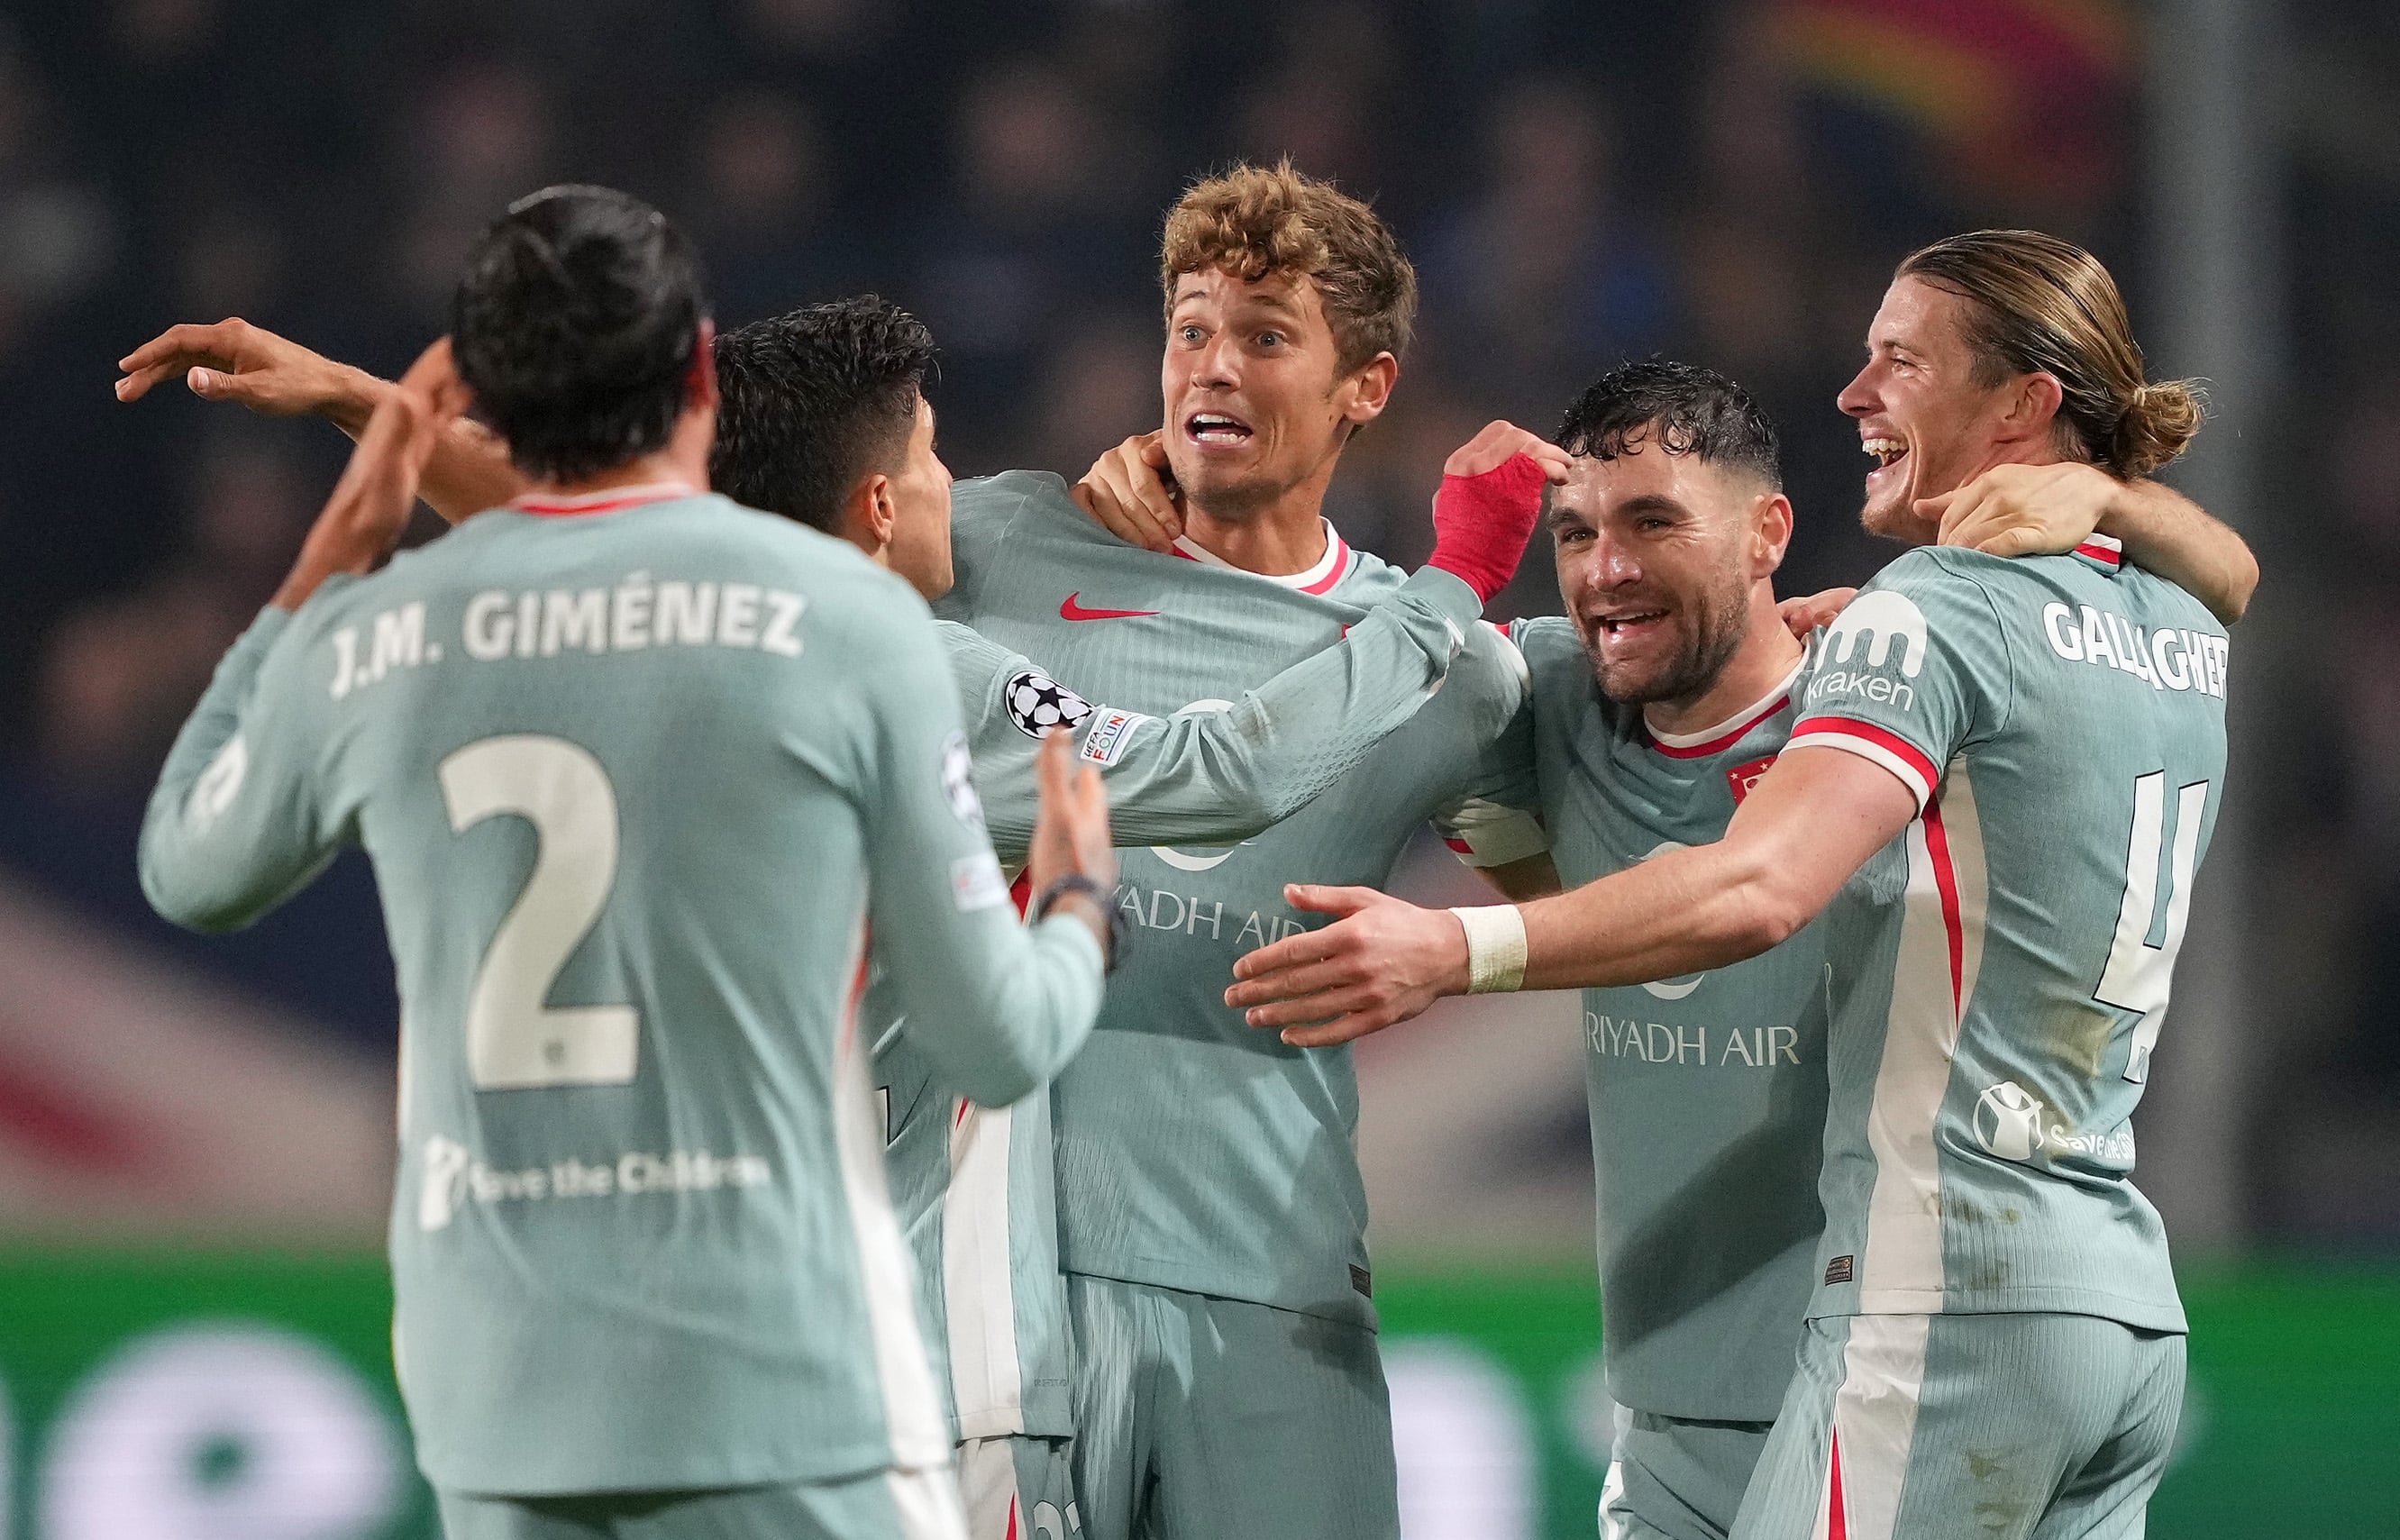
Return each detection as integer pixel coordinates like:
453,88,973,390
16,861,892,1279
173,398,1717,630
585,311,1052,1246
1159,159,1417,376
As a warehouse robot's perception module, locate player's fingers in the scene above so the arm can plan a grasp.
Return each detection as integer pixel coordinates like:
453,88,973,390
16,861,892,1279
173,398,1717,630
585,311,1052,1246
113,360,195,401
1081,464,1171,551
1228,924,1339,983
1035,724,1071,806
115,322,231,375
1227,957,1370,1014
1530,442,1574,483
1916,488,1963,537
1972,524,2049,559
1137,431,1171,470
1282,883,1378,919
1280,1004,1398,1048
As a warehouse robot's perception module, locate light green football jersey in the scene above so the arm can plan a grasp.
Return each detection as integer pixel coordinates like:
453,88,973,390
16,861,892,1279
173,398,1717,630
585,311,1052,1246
137,488,1106,1496
935,472,1547,1328
1511,617,1830,1423
1784,538,2228,1331
877,572,1484,1439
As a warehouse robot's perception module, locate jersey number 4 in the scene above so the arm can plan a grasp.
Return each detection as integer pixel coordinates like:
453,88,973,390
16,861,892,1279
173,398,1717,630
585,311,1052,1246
439,734,639,1089
2095,770,2208,1085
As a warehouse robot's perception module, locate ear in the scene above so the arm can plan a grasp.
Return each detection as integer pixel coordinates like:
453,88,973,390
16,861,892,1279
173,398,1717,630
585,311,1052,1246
832,471,896,560
685,318,719,412
1338,351,1400,426
2002,370,2064,442
1752,490,1795,576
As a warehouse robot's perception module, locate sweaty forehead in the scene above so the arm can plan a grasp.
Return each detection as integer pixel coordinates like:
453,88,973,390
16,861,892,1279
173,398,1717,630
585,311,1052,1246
1555,443,1754,521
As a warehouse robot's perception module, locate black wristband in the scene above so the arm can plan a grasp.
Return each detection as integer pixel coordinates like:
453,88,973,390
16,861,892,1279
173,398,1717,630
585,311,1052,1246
1033,873,1122,971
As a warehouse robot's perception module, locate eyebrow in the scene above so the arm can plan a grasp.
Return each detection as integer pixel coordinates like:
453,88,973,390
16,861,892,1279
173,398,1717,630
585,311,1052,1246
1613,493,1690,518
1171,286,1305,322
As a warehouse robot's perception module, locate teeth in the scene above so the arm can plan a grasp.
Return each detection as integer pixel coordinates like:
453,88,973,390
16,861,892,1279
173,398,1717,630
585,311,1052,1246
1862,437,1905,467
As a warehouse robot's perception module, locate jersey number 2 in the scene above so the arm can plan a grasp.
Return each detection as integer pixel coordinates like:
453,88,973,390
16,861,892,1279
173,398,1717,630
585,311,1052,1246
439,735,639,1089
2095,770,2208,1085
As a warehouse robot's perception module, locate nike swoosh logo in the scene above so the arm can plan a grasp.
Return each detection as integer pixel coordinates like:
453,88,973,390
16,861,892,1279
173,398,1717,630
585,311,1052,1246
1060,593,1161,622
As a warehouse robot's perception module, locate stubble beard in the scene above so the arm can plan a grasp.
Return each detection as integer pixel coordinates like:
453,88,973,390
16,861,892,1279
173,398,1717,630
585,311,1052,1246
1582,573,1752,711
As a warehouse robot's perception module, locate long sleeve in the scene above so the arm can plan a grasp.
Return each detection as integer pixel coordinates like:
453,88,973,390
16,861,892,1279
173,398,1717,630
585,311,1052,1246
946,565,1483,865
861,611,1107,1107
138,605,350,933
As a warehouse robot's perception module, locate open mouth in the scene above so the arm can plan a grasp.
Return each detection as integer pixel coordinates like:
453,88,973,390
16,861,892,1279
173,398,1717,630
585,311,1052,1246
1863,435,1908,479
1185,412,1254,446
1592,608,1669,641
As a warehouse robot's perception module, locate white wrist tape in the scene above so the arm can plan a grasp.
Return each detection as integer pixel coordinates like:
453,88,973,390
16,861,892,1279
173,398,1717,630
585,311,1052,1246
1449,905,1528,994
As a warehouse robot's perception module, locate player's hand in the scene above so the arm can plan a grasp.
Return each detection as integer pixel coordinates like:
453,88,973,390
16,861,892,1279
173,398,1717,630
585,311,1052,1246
1072,433,1182,553
116,317,382,433
1224,884,1468,1047
1443,419,1573,483
1426,422,1567,605
270,338,470,612
1779,587,1856,638
1921,461,2116,559
1027,728,1118,952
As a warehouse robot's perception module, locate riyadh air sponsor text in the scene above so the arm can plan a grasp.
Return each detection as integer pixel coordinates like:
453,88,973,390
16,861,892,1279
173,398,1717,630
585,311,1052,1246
1115,882,1310,951
1584,1012,1802,1069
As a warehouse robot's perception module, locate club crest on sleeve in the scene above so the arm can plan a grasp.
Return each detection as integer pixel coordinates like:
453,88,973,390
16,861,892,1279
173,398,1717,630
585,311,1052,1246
940,730,985,830
1003,669,1095,740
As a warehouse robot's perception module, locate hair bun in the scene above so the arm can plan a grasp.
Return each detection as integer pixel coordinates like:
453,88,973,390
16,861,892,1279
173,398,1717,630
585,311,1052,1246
2112,378,2204,478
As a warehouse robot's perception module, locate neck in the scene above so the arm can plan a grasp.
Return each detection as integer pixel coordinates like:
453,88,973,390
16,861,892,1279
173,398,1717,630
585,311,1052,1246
1179,446,1342,575
525,448,701,501
1640,585,1806,738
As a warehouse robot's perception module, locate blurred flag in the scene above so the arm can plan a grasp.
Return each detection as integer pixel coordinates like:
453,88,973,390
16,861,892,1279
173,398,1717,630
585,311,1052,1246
1775,0,2137,205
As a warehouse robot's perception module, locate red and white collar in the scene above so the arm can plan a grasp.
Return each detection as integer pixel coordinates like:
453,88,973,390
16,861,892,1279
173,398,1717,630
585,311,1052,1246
509,481,701,518
1645,656,1807,760
1172,519,1353,595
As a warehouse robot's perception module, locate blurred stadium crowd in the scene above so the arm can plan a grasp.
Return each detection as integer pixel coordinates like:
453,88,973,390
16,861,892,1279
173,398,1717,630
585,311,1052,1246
0,0,2394,1246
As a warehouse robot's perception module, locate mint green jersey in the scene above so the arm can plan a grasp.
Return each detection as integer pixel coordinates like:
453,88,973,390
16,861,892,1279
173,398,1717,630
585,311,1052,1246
1785,539,2228,1331
137,489,1106,1496
881,570,1485,1438
1511,617,1830,1423
936,472,1547,1327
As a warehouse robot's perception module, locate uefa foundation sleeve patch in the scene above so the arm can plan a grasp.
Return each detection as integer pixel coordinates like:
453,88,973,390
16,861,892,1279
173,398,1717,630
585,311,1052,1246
1077,707,1153,767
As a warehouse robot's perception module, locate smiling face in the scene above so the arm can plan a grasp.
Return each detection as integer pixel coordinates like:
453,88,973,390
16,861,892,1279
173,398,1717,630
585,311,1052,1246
1838,276,2022,542
1550,440,1787,707
881,393,956,599
1159,266,1393,521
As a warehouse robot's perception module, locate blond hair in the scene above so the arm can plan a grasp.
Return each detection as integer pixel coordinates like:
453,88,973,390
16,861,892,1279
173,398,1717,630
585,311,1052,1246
1159,159,1417,375
1899,230,2202,479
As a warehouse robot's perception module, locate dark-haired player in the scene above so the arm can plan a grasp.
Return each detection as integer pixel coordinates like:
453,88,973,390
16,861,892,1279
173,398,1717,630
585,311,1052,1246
1222,232,2242,1540
118,290,1552,1540
135,186,1117,1540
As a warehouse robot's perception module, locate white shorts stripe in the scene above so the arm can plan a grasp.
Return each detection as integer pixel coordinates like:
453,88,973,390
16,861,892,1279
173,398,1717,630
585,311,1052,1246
944,1103,1027,1437
886,1463,972,1540
834,927,954,1468
953,1436,1026,1540
1828,1315,1931,1540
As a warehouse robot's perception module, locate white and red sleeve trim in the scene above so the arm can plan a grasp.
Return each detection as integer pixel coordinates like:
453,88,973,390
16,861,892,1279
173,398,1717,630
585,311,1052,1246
1787,715,1939,813
2073,531,2123,569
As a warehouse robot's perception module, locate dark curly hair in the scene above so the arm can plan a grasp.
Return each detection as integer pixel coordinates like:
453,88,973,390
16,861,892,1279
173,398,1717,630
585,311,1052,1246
708,297,937,533
452,185,710,482
1554,358,1782,489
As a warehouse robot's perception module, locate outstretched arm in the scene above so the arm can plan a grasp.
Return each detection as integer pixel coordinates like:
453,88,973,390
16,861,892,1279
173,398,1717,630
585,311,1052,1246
953,565,1488,864
141,341,470,932
1223,746,1914,1045
1924,462,2257,624
116,318,525,524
